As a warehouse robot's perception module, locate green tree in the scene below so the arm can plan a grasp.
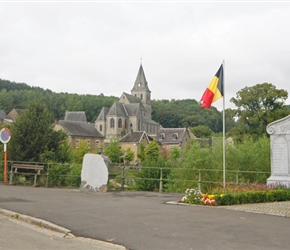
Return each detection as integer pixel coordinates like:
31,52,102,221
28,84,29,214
144,139,160,160
137,143,146,162
136,140,165,191
230,83,289,136
104,137,123,164
71,140,91,164
123,147,134,165
190,125,213,138
9,101,65,162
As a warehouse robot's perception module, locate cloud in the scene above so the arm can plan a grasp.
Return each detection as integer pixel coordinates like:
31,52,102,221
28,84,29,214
0,2,289,111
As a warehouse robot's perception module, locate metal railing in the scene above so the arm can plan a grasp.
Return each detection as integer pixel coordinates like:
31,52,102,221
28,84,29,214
1,161,271,193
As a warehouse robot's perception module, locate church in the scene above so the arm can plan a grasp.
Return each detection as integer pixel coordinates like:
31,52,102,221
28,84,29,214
95,64,161,143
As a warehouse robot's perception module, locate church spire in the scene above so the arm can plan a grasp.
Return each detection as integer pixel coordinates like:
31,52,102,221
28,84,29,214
131,63,151,114
131,64,151,92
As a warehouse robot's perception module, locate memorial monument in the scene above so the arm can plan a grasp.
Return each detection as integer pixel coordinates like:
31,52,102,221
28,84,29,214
80,153,110,192
266,115,290,188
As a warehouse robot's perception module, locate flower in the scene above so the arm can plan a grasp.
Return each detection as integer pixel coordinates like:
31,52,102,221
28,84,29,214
181,188,217,206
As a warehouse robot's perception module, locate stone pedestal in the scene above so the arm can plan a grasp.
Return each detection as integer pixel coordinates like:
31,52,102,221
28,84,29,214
266,115,290,188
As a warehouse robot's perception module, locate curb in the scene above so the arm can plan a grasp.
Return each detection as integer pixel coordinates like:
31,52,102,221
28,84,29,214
0,208,128,249
0,208,72,236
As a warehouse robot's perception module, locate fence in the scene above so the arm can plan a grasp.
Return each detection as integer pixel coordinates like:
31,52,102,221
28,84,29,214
1,161,271,193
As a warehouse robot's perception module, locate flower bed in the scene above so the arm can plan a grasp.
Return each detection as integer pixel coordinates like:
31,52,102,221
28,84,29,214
180,185,290,206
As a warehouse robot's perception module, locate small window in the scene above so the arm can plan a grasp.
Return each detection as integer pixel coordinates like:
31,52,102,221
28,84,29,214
110,118,115,128
159,133,165,140
99,125,102,131
96,140,100,144
118,118,122,128
172,133,178,140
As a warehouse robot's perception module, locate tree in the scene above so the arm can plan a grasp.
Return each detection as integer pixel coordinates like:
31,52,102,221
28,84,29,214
230,83,289,136
9,101,66,162
123,147,134,165
144,139,161,161
190,125,213,138
104,137,123,164
71,140,91,164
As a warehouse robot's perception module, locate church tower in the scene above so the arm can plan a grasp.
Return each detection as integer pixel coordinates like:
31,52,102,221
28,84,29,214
131,64,152,119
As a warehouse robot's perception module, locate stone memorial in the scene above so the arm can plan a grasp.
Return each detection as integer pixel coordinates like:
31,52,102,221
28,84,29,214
266,115,290,188
80,153,110,192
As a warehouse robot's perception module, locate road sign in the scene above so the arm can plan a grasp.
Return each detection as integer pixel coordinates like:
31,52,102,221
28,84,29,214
0,127,11,144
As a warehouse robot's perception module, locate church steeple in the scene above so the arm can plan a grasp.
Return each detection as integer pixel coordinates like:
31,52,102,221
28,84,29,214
131,64,151,105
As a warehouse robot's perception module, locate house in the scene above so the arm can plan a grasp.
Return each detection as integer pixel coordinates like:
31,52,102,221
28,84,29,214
95,64,160,143
155,128,196,151
54,111,104,151
0,110,12,125
7,109,24,122
119,131,152,164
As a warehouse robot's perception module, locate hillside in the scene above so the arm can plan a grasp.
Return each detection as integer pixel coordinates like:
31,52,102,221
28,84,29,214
0,78,223,132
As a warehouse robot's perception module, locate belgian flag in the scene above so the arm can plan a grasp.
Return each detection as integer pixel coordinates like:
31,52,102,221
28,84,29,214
200,64,224,109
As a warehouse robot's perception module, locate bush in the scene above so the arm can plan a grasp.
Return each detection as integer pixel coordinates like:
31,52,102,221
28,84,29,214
216,189,290,205
48,164,70,187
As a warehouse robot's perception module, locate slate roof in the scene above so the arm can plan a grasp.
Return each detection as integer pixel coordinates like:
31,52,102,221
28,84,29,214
7,109,24,120
107,102,128,117
131,64,151,92
96,107,110,122
142,117,159,126
58,120,103,137
120,93,146,111
0,110,7,119
119,131,149,143
155,128,195,144
124,103,142,116
64,111,87,122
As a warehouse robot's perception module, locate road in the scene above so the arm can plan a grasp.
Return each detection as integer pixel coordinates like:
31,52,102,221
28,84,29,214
1,184,290,250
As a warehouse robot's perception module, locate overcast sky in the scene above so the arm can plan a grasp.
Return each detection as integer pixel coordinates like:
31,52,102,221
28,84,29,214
0,1,289,111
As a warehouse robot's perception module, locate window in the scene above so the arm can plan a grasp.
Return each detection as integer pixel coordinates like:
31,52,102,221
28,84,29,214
96,140,100,144
140,94,143,100
99,125,102,131
172,133,178,140
159,133,165,140
118,118,122,128
110,118,115,128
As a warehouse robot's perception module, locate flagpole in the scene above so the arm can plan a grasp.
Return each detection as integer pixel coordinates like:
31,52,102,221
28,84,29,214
222,60,226,189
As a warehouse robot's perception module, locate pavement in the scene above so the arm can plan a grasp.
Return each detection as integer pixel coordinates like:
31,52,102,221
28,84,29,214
0,209,127,250
1,184,290,250
221,200,290,217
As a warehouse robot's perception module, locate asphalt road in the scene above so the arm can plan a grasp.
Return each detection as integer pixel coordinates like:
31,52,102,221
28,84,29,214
1,184,290,250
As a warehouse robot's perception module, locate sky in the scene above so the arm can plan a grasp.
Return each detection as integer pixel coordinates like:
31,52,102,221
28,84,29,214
0,1,290,111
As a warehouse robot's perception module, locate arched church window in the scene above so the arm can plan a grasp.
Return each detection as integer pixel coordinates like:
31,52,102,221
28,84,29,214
110,118,115,128
118,118,122,128
99,125,102,131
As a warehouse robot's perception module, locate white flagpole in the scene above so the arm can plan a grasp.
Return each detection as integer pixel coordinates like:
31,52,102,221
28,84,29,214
222,60,226,189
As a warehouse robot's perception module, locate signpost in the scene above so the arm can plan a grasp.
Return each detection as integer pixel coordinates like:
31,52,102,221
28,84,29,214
0,128,11,184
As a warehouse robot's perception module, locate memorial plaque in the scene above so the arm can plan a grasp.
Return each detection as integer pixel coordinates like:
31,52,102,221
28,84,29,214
272,137,288,175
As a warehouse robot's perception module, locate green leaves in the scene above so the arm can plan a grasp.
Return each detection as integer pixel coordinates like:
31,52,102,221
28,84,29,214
230,83,289,136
